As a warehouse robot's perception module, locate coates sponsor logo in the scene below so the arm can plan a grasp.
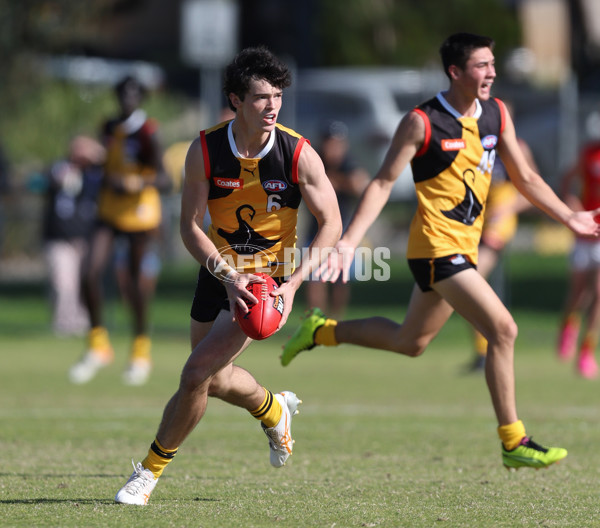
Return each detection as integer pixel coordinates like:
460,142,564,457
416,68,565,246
214,178,243,189
481,135,498,149
441,139,465,151
263,180,287,192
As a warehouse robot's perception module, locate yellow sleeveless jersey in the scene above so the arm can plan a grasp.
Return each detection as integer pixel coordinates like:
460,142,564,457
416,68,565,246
481,156,519,251
408,93,506,264
98,115,162,232
200,120,307,277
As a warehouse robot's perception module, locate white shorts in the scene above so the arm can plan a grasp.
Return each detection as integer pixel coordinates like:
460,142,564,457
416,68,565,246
570,239,600,271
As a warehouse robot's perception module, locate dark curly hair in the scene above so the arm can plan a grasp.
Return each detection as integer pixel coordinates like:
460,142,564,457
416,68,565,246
439,33,495,80
223,46,291,112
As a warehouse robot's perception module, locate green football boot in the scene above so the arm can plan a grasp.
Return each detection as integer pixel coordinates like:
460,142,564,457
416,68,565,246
502,437,567,469
281,308,326,366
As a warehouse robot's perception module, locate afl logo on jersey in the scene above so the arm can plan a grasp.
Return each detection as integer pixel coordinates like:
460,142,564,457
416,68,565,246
481,135,498,150
263,180,287,192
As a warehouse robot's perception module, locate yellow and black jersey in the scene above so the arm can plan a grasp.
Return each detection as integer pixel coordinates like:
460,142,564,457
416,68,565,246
98,111,162,232
407,93,506,264
200,120,307,277
481,180,519,251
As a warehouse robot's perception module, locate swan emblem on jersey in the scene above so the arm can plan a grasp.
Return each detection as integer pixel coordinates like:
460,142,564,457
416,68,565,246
440,169,483,226
217,204,281,254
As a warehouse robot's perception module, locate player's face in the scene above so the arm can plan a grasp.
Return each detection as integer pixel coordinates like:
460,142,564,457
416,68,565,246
237,78,283,132
454,47,496,100
118,84,142,116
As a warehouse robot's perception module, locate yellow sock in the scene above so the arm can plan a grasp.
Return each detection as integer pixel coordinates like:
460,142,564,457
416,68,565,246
250,388,282,428
142,438,178,479
474,331,487,357
131,335,152,361
314,319,338,346
88,326,113,360
89,326,110,349
497,419,526,451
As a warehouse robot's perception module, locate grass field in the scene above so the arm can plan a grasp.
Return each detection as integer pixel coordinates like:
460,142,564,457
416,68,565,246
1,254,600,527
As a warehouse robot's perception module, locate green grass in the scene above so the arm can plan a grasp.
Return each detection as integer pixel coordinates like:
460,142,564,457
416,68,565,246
1,254,600,527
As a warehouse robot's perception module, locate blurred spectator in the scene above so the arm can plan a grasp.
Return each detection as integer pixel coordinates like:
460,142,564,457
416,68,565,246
556,138,600,379
305,120,369,318
0,141,9,194
43,136,105,336
69,75,171,386
0,140,10,254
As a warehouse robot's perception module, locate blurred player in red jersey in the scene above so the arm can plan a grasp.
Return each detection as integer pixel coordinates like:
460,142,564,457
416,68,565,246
557,139,600,378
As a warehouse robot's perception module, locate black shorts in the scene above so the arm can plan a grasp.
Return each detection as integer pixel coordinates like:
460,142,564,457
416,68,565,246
407,254,475,292
190,267,284,323
190,267,230,323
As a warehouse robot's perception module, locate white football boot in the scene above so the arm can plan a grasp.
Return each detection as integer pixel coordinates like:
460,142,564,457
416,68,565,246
115,461,158,505
122,358,152,386
69,327,113,384
261,391,302,467
68,350,113,384
123,336,152,386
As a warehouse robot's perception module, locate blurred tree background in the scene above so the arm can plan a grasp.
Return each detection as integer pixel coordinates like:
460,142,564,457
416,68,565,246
316,0,520,67
0,0,187,165
0,0,522,166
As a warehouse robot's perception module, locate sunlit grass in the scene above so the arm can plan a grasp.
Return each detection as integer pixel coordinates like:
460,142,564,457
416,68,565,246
1,253,599,527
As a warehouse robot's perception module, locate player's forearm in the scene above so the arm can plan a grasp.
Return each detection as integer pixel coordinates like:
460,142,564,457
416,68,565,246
516,174,573,225
180,223,225,273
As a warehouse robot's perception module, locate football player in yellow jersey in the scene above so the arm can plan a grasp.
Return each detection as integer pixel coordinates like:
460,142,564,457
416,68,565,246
69,76,172,387
114,47,341,505
283,33,600,470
